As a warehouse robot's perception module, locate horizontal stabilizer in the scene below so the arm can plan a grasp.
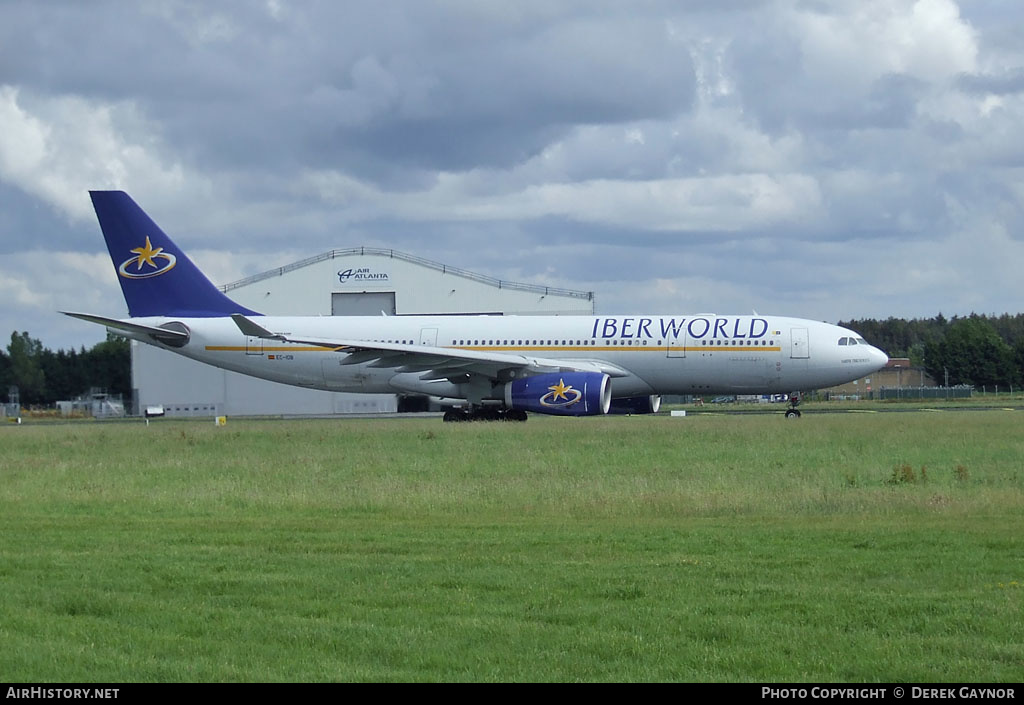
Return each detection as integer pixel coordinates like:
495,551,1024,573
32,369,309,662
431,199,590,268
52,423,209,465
61,312,189,344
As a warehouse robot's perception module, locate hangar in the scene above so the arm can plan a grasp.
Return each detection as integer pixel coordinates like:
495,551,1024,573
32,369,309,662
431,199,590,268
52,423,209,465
131,248,594,416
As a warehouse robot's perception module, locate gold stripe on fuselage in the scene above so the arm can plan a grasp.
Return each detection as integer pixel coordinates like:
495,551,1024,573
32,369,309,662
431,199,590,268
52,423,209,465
205,345,783,354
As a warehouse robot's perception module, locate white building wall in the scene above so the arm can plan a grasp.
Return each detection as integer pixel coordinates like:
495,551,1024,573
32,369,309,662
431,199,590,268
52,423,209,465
223,250,593,316
133,343,397,416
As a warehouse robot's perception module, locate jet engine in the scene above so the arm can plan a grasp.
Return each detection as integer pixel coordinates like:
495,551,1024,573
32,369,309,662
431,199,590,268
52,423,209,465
504,372,611,416
608,395,662,415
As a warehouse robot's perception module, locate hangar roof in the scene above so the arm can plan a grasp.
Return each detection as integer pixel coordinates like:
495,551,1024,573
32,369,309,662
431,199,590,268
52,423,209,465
219,247,594,317
223,247,592,301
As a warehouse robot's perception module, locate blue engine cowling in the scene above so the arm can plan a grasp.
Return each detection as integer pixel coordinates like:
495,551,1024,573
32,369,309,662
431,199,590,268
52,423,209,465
608,395,662,415
504,372,611,416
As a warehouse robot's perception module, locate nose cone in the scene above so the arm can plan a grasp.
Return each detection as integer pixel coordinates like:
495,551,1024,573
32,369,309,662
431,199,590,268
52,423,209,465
870,345,889,371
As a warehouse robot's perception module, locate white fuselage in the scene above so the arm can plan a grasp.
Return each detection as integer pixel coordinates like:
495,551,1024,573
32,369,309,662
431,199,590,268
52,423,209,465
124,313,888,401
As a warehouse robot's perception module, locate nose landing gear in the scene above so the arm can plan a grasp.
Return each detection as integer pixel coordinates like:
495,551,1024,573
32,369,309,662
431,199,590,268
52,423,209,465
784,392,802,419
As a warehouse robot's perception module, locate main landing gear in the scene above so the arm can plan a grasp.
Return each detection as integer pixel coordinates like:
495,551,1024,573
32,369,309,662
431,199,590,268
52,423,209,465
784,392,802,419
443,408,528,422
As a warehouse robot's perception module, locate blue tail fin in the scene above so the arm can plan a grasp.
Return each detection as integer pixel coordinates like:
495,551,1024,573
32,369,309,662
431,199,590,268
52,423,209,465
90,191,260,318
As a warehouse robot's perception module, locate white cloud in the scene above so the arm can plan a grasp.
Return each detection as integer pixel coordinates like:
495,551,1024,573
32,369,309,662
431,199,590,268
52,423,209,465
486,173,823,232
0,86,190,222
0,251,122,349
796,0,978,86
298,165,825,233
0,251,118,312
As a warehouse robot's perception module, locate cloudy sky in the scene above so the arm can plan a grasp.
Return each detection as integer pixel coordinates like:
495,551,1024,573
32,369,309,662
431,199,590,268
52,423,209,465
2,0,1023,350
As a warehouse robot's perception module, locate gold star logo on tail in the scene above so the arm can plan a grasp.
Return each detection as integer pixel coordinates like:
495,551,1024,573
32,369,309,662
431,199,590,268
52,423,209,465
130,237,163,271
118,236,177,279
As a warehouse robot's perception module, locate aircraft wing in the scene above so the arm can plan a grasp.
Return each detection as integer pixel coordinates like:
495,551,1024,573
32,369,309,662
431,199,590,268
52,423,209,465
231,314,628,381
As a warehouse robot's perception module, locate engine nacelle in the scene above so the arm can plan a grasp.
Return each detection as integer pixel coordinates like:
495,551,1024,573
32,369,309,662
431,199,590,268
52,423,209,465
504,372,611,416
608,395,662,415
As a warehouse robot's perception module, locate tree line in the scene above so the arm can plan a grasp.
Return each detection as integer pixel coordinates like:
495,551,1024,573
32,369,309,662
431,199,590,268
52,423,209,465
838,313,1024,389
1,332,131,408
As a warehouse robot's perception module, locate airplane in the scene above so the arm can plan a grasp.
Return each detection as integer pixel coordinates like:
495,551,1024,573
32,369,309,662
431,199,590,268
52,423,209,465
64,191,889,421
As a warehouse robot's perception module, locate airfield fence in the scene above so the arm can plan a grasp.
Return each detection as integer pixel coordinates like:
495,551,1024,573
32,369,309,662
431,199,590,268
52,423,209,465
877,386,973,400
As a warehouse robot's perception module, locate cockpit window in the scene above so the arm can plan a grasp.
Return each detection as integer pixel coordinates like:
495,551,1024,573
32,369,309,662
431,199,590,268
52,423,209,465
855,338,867,345
838,337,849,345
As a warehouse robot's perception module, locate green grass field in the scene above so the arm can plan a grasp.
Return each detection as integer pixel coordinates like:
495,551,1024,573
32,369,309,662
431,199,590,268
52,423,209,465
1,411,1021,682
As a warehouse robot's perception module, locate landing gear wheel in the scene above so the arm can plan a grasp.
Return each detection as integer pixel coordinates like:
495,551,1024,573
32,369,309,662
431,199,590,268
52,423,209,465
443,410,468,422
784,392,803,419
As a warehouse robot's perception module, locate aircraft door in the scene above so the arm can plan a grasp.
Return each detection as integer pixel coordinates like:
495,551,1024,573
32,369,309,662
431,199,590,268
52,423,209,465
790,328,809,359
666,329,687,358
245,335,264,356
419,327,438,347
